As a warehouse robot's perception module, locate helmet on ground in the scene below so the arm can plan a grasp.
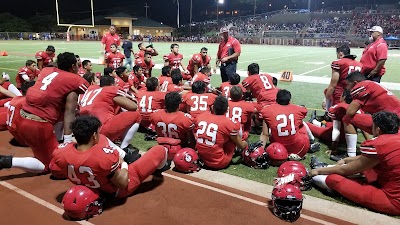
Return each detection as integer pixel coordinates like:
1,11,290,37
276,161,312,191
62,185,104,220
242,141,269,169
271,183,303,223
266,142,288,167
173,148,202,173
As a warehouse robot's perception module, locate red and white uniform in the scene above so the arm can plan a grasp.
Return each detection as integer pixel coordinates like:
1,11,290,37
135,90,166,127
159,76,173,92
128,73,145,90
150,110,194,142
134,50,145,59
114,76,129,92
330,58,363,104
9,67,89,170
135,58,155,78
0,106,7,131
105,52,125,69
217,36,241,62
191,72,210,86
260,104,309,157
257,88,279,108
163,53,183,69
187,53,211,75
0,82,14,104
77,68,87,76
167,84,184,94
35,51,55,69
226,100,257,140
219,82,246,99
183,92,216,118
16,66,40,88
50,136,167,198
194,113,240,170
242,74,275,99
360,37,388,76
324,134,400,215
101,32,120,53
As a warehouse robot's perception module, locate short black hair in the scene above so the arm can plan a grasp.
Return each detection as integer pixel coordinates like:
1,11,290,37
165,92,182,113
110,43,118,48
144,52,152,57
82,60,91,68
83,72,95,84
342,89,352,104
21,81,35,95
248,63,259,75
115,66,127,76
192,81,206,94
372,111,400,134
336,44,351,55
71,115,102,145
100,75,115,87
230,86,243,101
75,55,80,59
272,77,278,86
46,45,55,52
276,89,291,105
170,43,179,49
200,47,208,52
346,71,365,82
110,24,116,28
104,67,114,76
171,69,181,77
138,43,143,49
26,60,36,67
214,96,229,115
56,52,77,71
201,67,211,74
172,72,182,85
133,65,142,73
229,73,241,85
146,77,159,91
162,66,172,76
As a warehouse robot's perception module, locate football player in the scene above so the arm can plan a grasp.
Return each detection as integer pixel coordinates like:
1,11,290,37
105,43,125,69
16,60,40,89
159,66,173,92
128,65,145,94
218,73,246,99
35,45,55,70
135,52,155,78
186,47,211,76
115,66,130,92
134,42,159,59
242,63,275,100
183,81,216,118
163,44,190,80
78,60,93,76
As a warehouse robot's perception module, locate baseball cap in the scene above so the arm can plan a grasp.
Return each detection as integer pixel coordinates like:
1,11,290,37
368,26,383,34
219,27,229,34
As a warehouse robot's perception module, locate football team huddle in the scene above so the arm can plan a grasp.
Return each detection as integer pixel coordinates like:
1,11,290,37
0,24,399,222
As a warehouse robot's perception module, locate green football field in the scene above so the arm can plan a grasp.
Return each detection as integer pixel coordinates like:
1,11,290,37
1,40,400,206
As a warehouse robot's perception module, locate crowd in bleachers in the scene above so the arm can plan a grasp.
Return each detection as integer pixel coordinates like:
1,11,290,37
306,17,351,34
352,13,400,37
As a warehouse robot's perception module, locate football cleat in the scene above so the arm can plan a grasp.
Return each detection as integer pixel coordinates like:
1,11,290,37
309,155,328,169
0,155,12,170
309,142,321,153
123,144,141,164
329,154,348,162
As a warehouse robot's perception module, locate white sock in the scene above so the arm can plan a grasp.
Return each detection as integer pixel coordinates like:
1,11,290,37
345,133,357,157
54,121,64,142
325,98,332,112
12,157,45,173
303,121,315,142
312,119,322,127
107,138,126,159
157,147,169,169
121,123,140,149
312,175,332,191
332,120,341,142
8,84,22,96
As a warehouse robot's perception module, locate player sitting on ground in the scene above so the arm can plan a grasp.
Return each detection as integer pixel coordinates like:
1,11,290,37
135,52,155,78
194,95,248,170
78,60,93,76
128,65,145,94
218,73,245,99
16,60,40,89
242,63,275,100
159,66,173,92
183,81,217,118
167,72,186,94
186,47,211,76
35,45,55,70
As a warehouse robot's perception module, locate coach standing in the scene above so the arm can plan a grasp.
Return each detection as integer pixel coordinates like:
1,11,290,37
360,26,388,83
101,24,120,54
215,27,241,82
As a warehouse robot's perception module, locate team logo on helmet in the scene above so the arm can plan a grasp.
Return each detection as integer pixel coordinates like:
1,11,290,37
277,161,312,191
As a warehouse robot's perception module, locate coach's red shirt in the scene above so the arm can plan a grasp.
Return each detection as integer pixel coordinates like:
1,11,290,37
101,32,120,53
217,36,241,62
360,37,388,76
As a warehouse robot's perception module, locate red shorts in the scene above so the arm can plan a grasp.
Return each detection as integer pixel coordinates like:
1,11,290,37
198,141,236,170
8,112,58,172
117,145,166,198
100,111,141,141
306,122,345,142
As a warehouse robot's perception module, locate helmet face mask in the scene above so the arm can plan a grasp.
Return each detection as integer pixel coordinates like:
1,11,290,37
271,184,303,223
242,146,269,169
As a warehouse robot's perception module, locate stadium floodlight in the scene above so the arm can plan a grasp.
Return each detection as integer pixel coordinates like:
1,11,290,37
218,0,224,4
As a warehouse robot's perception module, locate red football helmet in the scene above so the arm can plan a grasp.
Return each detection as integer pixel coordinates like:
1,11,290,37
242,141,269,169
276,161,312,191
156,137,182,160
173,148,202,173
271,183,303,223
266,142,288,167
62,185,104,220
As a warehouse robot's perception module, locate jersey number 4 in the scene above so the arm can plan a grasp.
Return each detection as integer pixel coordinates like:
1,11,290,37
40,72,59,90
68,165,101,188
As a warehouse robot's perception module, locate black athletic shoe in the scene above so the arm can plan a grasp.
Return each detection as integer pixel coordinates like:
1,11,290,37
309,142,321,153
329,154,347,162
0,155,12,170
123,145,141,164
152,160,171,177
309,155,328,169
144,133,157,141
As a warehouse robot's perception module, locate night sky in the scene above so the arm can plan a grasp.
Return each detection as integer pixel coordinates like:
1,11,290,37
0,0,398,27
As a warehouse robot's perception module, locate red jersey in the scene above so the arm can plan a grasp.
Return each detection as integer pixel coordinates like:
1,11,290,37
35,51,55,68
77,68,87,77
159,76,173,92
50,135,121,194
128,73,144,89
163,53,183,69
226,100,257,132
260,104,307,144
101,32,121,53
105,52,125,69
328,103,349,121
6,96,26,132
217,36,241,62
360,37,388,76
351,81,400,117
134,50,145,59
79,85,126,123
257,88,279,107
187,53,211,75
194,113,239,164
191,72,210,86
150,109,194,140
167,84,184,93
16,66,40,88
242,74,275,99
135,58,155,78
23,67,89,124
219,82,246,99
360,134,400,209
331,58,363,91
183,93,216,118
114,76,129,92
135,90,166,122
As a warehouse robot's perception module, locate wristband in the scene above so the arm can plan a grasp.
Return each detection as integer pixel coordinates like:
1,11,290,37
121,162,128,170
63,134,73,143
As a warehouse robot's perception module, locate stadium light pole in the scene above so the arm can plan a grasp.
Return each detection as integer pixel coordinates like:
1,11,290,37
217,0,224,25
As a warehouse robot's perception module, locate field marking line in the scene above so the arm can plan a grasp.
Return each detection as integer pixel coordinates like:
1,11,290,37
298,64,331,76
163,172,337,225
0,181,95,225
238,49,329,64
